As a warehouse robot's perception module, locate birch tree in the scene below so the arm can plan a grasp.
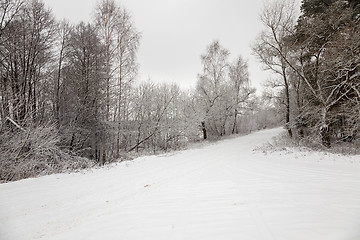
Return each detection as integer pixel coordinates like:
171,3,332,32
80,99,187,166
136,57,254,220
95,0,120,121
228,56,255,134
114,8,140,157
95,0,140,157
197,40,230,138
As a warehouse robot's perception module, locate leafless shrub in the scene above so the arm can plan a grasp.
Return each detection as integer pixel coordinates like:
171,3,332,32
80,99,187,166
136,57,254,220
254,131,299,154
256,130,360,156
0,123,95,182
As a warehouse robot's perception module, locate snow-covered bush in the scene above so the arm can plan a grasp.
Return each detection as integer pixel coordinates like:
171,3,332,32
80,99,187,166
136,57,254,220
0,123,95,182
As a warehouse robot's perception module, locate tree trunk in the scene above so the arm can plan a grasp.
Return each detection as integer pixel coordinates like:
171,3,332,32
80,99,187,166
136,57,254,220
282,65,293,138
320,107,331,148
0,77,10,127
69,132,76,151
55,42,64,123
102,148,106,165
232,109,238,134
295,78,304,139
116,64,123,158
32,79,37,120
201,121,207,140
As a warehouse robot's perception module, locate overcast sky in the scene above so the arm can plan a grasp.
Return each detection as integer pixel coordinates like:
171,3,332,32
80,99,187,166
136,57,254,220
43,0,300,92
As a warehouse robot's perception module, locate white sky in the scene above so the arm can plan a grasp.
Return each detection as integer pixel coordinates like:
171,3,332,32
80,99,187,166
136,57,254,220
43,0,300,92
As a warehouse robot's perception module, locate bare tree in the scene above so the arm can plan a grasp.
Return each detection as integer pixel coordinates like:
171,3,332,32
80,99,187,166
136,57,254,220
0,0,23,38
114,8,140,157
228,56,255,134
60,22,107,162
95,0,140,158
54,19,71,123
95,0,120,121
197,40,230,139
128,81,178,153
0,0,56,124
252,0,297,138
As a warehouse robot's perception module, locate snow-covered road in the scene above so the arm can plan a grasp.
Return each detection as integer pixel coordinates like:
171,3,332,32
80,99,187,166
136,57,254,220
1,128,360,240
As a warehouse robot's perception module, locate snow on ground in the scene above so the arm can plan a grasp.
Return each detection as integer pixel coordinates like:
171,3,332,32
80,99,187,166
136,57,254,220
1,128,360,240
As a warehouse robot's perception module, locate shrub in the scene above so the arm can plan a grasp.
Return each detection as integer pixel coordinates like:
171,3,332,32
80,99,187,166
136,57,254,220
0,123,95,182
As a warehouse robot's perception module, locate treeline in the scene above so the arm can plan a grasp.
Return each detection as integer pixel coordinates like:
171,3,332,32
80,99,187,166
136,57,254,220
253,0,360,147
0,0,279,181
0,0,141,181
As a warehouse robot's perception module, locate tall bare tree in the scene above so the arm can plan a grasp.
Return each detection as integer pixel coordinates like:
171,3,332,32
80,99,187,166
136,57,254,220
60,22,107,162
0,0,23,38
0,0,24,124
95,0,140,158
95,0,120,121
0,0,55,124
252,0,297,138
54,19,71,123
114,8,140,157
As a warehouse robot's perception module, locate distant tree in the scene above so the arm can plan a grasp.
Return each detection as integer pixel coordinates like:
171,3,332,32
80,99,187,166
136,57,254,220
228,56,255,134
249,92,283,131
128,81,183,153
197,41,257,138
197,40,230,139
129,81,155,152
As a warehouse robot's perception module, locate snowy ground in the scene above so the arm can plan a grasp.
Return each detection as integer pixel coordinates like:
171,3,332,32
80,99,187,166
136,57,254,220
1,128,360,240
